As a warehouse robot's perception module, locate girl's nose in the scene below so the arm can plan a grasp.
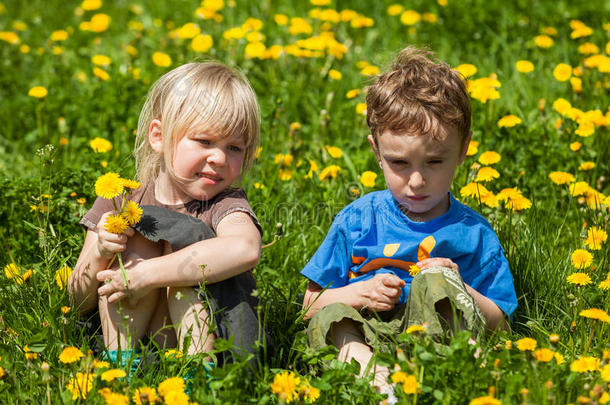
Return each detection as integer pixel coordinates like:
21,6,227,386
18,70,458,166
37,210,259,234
207,148,226,166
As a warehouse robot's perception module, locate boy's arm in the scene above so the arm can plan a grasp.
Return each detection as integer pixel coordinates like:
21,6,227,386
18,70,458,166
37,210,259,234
417,257,509,332
96,211,261,303
302,274,405,320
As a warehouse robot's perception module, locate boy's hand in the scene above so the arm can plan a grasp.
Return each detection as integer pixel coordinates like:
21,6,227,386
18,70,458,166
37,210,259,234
417,257,459,273
360,273,406,312
95,211,135,259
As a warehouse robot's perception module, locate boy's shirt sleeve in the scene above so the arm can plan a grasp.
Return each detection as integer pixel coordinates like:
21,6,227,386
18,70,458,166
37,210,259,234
469,248,518,319
301,213,351,289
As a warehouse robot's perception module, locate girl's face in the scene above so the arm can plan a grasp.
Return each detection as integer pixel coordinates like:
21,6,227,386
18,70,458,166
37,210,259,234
155,126,246,204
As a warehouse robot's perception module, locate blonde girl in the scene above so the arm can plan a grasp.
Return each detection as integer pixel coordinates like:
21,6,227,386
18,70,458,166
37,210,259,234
69,62,263,364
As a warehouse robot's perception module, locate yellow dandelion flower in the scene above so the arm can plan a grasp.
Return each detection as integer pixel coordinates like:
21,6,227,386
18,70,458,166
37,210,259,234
516,337,537,351
279,169,292,181
478,151,501,165
91,54,111,66
28,86,48,98
346,89,360,99
319,165,341,180
89,137,113,153
496,187,522,201
133,387,158,405
275,153,294,166
455,63,477,78
497,114,522,128
569,181,592,197
387,4,404,16
326,146,343,158
548,171,575,185
95,172,124,199
400,10,421,26
553,63,572,82
121,201,142,226
270,371,300,403
475,167,500,182
480,192,499,208
406,324,426,334
360,171,377,187
274,14,288,25
599,278,610,290
104,214,128,234
328,69,342,80
152,51,172,67
59,346,84,364
101,368,126,382
570,249,593,269
469,395,501,405
0,31,20,45
93,67,110,81
4,263,20,279
61,306,71,314
164,349,183,359
356,102,367,115
516,60,534,73
533,348,555,362
578,161,595,171
601,365,610,383
552,98,571,115
50,29,68,41
566,272,592,286
66,372,94,400
93,359,110,369
56,265,72,289
570,77,582,93
81,0,102,11
305,160,319,179
121,179,141,190
466,140,479,156
570,356,600,373
157,376,186,397
460,182,490,199
360,65,379,76
534,35,554,48
579,308,610,323
164,390,189,404
549,334,560,343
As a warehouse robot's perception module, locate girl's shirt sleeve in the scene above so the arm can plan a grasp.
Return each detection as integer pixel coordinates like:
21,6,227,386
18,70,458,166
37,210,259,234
300,213,351,289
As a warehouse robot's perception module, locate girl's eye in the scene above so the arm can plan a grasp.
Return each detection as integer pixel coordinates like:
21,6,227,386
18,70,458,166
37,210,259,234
228,145,243,153
198,139,211,145
428,160,443,165
390,160,408,166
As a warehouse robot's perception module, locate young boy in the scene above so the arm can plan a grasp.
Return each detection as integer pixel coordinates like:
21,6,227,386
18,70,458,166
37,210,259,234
300,47,518,390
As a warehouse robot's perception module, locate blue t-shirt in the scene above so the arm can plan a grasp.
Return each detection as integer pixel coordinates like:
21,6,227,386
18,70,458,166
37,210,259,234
301,190,518,317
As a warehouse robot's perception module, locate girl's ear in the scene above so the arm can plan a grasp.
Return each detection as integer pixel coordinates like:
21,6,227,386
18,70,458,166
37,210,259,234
148,119,163,153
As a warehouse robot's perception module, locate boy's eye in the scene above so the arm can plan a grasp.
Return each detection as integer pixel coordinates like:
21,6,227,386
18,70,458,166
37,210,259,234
428,160,443,164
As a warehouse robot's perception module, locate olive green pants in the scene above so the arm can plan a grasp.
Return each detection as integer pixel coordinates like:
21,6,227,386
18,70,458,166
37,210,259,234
307,266,486,351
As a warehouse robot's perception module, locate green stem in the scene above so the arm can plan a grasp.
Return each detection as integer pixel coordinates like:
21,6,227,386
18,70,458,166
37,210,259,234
117,253,129,287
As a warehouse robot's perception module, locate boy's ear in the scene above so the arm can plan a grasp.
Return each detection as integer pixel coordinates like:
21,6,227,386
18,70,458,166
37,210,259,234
459,130,473,164
367,134,381,164
148,119,163,153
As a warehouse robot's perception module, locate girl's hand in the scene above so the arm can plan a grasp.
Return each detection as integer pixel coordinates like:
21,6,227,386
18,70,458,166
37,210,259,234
95,211,135,259
359,273,405,312
417,257,459,273
95,255,151,305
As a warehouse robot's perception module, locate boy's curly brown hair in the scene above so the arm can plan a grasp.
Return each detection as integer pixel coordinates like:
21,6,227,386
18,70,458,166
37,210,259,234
366,46,471,145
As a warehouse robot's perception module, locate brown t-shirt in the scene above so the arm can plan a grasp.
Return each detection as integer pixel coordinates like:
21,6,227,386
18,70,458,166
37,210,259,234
81,181,262,236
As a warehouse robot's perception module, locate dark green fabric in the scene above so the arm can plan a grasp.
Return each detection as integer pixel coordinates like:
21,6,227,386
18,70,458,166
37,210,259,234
306,266,486,351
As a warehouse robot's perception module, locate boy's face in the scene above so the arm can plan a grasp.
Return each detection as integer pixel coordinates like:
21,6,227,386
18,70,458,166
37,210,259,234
368,126,470,222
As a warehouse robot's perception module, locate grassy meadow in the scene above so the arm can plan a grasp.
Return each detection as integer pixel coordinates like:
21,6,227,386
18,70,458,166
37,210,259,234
1,0,610,403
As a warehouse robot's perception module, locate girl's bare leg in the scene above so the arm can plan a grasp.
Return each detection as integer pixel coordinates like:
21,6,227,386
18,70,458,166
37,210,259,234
330,319,390,388
167,287,215,358
146,287,178,350
98,233,164,351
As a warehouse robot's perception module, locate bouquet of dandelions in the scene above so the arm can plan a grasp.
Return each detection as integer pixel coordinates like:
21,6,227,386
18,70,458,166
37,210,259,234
94,172,143,287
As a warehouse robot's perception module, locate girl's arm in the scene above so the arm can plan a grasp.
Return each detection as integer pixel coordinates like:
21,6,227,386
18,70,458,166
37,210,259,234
69,212,134,314
96,211,261,303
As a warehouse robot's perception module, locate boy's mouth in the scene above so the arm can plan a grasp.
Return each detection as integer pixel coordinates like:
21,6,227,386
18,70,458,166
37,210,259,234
407,195,428,201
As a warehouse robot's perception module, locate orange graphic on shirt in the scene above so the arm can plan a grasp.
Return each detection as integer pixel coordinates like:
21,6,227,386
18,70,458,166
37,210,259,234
348,236,436,279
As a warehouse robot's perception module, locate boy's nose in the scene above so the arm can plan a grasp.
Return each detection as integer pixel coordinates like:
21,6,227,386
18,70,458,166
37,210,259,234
408,171,425,189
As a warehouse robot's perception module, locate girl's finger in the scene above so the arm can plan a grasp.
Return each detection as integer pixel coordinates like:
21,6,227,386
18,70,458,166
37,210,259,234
108,292,124,303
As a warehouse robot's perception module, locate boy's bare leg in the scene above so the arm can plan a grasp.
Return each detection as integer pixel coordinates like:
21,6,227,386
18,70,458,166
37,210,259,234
167,287,215,358
330,319,390,389
98,233,164,351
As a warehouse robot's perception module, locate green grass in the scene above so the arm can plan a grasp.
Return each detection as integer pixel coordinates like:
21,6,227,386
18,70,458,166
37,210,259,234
1,0,609,403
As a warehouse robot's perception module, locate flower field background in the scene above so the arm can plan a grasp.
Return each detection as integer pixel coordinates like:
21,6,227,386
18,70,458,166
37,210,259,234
1,0,610,403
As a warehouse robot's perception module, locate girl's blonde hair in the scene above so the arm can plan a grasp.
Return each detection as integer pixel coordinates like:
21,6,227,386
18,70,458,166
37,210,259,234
134,62,260,184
